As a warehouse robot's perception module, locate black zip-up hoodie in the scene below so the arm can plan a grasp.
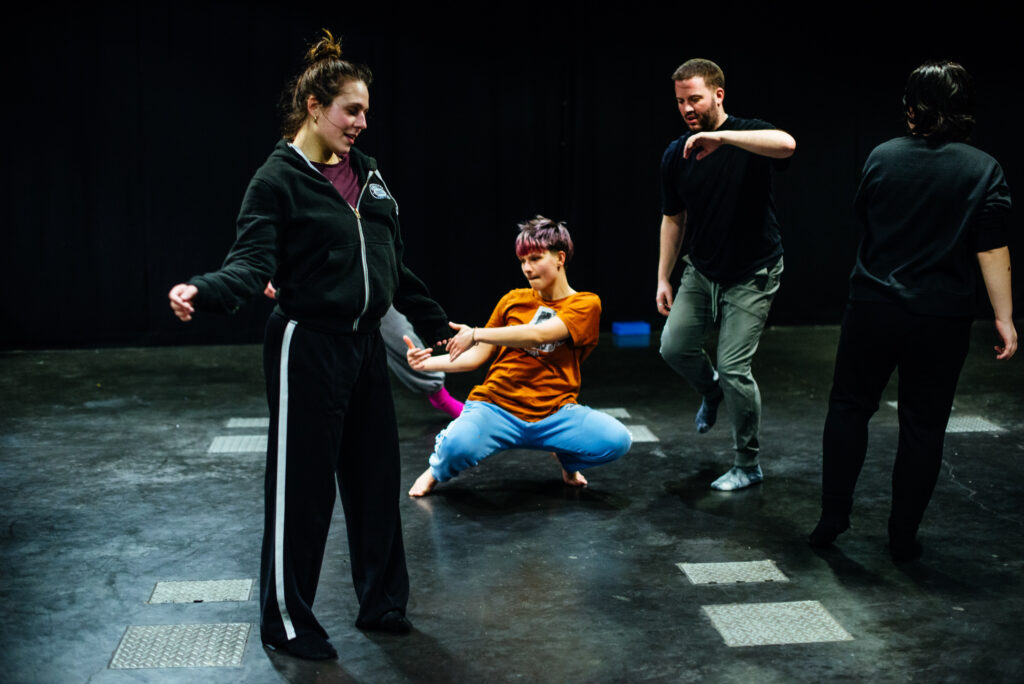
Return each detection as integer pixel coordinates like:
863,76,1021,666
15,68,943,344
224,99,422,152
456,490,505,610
190,140,448,341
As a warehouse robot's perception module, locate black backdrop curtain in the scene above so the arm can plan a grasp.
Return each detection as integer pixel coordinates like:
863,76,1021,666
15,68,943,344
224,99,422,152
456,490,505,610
3,1,1019,348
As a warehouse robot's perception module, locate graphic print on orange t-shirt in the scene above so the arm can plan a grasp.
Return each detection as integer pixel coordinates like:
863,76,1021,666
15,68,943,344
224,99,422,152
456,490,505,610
524,306,560,356
466,288,601,422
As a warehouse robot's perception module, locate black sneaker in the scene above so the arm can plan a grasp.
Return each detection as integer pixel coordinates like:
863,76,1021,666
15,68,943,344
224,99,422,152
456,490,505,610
357,609,413,634
263,633,338,660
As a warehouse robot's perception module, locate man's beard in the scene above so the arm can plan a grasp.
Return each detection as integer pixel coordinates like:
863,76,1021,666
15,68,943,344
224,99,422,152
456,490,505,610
688,103,719,131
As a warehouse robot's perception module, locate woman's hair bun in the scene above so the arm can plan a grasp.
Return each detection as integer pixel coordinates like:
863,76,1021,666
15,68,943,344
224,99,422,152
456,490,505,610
305,28,343,64
280,28,372,139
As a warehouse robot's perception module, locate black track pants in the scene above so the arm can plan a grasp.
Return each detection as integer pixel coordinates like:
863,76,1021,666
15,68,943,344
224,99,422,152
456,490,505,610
259,313,409,644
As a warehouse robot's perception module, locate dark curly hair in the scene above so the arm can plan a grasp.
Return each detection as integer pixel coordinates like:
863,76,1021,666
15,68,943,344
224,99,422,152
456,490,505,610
903,60,975,142
280,29,373,139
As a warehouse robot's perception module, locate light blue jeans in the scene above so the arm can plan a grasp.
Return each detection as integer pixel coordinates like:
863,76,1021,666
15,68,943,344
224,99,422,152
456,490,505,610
428,401,632,482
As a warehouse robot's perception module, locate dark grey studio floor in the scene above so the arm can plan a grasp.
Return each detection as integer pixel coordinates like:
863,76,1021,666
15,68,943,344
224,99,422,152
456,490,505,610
2,324,1023,683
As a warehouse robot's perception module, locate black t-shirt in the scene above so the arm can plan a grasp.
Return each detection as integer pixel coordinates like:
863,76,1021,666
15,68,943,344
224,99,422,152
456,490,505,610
850,135,1011,317
660,115,786,284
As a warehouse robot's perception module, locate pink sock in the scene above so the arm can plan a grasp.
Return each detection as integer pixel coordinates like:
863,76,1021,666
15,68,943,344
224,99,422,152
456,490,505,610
428,387,464,419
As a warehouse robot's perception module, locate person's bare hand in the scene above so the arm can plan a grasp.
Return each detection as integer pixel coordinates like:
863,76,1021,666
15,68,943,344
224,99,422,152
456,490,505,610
656,279,674,316
404,335,434,371
683,132,724,160
994,318,1018,360
445,322,476,361
169,284,198,322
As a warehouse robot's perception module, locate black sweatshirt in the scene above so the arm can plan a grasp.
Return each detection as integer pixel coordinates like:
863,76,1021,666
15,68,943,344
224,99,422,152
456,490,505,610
190,140,448,341
850,135,1011,317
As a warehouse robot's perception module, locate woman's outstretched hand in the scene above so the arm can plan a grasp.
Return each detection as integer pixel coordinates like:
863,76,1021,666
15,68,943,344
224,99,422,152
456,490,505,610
168,284,199,322
404,335,434,371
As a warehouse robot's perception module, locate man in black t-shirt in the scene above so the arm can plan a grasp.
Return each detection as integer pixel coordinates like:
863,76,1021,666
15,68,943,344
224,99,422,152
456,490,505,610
656,58,796,491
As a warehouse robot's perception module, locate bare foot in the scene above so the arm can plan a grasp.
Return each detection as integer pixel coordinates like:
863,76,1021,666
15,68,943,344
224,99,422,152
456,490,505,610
551,453,587,487
409,469,438,497
561,468,588,487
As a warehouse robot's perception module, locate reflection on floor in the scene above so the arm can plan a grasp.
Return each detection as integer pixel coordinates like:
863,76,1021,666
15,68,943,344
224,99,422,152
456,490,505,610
2,324,1022,682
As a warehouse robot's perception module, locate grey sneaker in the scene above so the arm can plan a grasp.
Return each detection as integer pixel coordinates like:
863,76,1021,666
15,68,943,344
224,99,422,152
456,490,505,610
711,465,763,491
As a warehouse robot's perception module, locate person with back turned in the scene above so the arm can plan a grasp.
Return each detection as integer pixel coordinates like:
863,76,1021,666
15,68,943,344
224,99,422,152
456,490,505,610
809,60,1015,561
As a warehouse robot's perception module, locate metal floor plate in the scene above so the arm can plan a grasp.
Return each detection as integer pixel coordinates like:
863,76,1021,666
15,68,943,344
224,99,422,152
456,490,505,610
625,425,658,442
678,560,789,584
886,403,1004,433
598,407,632,419
702,600,853,647
109,623,252,669
945,416,1005,433
226,417,269,428
148,579,254,604
208,435,267,453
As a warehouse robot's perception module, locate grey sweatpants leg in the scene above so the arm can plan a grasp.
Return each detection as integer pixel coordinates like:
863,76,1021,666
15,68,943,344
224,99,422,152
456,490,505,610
660,258,782,467
380,306,446,395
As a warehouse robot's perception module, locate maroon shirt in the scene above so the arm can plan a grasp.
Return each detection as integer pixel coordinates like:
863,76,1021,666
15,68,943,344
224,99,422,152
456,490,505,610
313,155,361,207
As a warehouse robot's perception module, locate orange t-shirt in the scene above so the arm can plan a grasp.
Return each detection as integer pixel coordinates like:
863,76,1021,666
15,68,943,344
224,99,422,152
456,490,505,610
466,288,601,422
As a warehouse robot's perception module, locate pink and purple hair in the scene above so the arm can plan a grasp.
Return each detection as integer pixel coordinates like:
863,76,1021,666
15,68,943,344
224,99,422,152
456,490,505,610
515,215,574,262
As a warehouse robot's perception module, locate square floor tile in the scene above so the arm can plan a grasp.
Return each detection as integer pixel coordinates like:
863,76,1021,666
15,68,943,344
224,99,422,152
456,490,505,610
226,417,269,428
678,560,788,584
148,579,254,604
945,416,1005,433
109,623,252,669
885,404,1004,433
625,425,658,442
208,435,267,453
702,600,853,647
598,407,631,419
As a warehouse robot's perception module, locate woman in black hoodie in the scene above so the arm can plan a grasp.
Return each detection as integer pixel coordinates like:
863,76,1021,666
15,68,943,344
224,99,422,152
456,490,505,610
169,30,448,660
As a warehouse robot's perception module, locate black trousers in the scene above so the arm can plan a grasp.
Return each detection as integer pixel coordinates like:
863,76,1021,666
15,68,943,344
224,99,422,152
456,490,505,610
259,313,409,644
821,301,972,534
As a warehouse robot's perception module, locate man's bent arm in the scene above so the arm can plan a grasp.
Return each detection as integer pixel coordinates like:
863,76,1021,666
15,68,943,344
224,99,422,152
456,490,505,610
978,246,1017,360
684,129,796,160
656,212,686,316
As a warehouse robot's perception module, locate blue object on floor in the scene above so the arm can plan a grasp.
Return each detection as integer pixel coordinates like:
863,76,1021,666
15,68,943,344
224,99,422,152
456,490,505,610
612,321,651,336
612,321,652,348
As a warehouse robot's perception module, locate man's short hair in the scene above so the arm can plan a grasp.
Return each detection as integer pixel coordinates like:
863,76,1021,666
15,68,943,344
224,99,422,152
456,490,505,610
672,59,725,89
903,60,975,141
